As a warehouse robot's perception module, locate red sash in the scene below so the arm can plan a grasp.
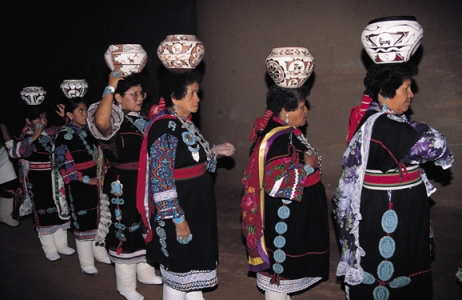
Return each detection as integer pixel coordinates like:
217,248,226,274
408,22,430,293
364,166,421,186
107,161,138,170
174,162,206,180
303,169,321,187
74,160,96,171
29,162,52,170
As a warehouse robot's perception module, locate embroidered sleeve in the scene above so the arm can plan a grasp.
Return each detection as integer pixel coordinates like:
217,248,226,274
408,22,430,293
54,143,81,184
44,125,63,138
263,155,307,202
149,133,185,221
86,101,124,141
8,134,36,159
402,122,454,169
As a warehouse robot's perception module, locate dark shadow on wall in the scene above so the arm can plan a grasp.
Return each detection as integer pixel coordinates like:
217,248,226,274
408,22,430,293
3,0,198,135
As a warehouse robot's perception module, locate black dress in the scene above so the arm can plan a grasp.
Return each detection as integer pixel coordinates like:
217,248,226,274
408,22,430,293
54,124,98,241
250,118,329,294
143,110,218,291
9,126,70,234
101,116,148,263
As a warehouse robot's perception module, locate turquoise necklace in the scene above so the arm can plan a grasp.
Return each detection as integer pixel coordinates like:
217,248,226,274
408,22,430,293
126,115,147,134
38,133,52,152
173,111,213,164
64,126,98,163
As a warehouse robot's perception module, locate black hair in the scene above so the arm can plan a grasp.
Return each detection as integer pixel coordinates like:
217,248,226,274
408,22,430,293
64,97,87,115
160,72,203,107
266,85,311,115
114,72,149,97
364,62,418,101
24,104,48,121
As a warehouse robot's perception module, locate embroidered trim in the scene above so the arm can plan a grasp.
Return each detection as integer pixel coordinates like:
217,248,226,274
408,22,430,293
154,189,178,202
36,221,71,235
160,265,218,292
290,169,299,199
256,272,321,294
108,248,147,264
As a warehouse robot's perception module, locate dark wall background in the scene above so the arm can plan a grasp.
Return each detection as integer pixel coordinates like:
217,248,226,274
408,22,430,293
3,1,461,207
3,0,197,134
196,0,462,207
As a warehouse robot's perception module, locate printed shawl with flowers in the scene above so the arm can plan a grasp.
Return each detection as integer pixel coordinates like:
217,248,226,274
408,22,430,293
332,104,454,285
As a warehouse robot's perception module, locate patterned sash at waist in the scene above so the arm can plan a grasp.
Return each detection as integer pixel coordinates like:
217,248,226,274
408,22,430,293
363,165,422,190
107,161,138,170
174,162,206,180
303,169,321,187
74,160,97,171
29,161,52,170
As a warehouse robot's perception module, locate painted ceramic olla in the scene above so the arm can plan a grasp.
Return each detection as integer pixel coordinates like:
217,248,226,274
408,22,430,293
362,16,423,64
157,35,205,73
60,79,89,98
265,47,315,88
104,44,148,75
20,87,46,105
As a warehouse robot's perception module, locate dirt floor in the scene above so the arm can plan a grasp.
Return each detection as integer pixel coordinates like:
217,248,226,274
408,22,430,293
1,191,461,300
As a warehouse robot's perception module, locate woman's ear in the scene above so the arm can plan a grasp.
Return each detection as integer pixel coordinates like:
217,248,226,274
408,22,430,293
25,118,31,125
279,108,288,119
114,93,122,104
170,92,176,101
66,112,73,120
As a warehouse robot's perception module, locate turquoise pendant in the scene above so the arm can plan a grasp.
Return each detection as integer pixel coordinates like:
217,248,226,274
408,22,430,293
128,223,140,232
111,180,123,197
115,230,126,241
114,207,122,221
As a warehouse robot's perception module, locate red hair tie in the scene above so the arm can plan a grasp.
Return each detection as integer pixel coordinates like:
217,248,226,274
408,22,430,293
249,109,273,142
148,97,166,120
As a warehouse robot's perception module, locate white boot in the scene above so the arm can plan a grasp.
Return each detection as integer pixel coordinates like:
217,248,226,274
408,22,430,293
53,229,75,255
185,291,204,300
93,241,111,264
137,262,162,285
163,285,186,300
75,239,97,275
116,263,144,300
0,197,20,227
265,291,288,300
38,233,60,262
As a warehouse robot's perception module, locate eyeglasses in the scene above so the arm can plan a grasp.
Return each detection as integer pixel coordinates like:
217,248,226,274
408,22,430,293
124,91,146,100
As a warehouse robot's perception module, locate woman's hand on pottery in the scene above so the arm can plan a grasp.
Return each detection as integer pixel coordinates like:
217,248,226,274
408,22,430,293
304,150,319,169
55,104,65,118
212,142,235,156
175,219,192,244
108,70,124,88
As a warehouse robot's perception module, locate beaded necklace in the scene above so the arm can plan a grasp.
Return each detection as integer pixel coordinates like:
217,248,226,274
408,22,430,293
126,114,147,134
64,126,98,163
173,111,213,164
38,133,52,152
295,134,322,172
274,117,322,171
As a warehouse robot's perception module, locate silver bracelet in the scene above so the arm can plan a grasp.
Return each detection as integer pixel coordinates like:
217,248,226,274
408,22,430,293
102,86,115,97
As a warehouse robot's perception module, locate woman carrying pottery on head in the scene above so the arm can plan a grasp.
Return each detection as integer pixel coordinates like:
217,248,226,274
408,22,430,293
8,98,75,261
54,97,111,274
87,71,162,300
332,17,454,299
241,47,329,300
138,68,235,300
